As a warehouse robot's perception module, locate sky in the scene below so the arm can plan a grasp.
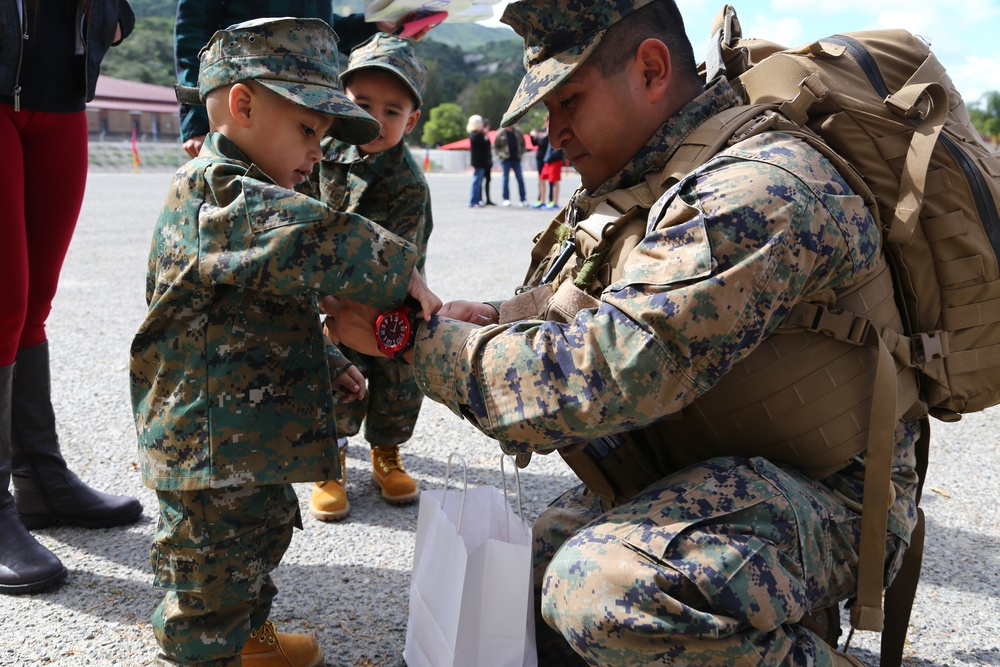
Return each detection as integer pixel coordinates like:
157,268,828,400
479,0,1000,105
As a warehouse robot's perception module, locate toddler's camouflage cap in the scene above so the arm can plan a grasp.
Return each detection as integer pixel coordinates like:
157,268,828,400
500,0,657,127
174,17,379,144
341,33,428,107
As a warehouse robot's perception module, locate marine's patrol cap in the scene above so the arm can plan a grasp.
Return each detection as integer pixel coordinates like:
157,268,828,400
340,33,428,108
174,17,379,144
500,0,658,127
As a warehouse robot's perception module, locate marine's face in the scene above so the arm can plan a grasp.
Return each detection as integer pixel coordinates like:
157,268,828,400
242,87,333,189
345,69,420,156
542,62,649,191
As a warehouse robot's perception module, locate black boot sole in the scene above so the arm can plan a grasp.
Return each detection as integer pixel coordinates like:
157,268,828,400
0,565,68,595
18,504,144,530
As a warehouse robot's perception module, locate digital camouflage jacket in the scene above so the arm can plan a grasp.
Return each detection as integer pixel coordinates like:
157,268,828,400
130,132,417,491
412,80,918,542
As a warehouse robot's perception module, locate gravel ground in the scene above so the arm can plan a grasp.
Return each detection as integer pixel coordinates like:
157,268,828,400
1,170,997,667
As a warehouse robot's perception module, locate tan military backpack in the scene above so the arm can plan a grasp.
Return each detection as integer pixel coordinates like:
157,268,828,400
702,5,1000,665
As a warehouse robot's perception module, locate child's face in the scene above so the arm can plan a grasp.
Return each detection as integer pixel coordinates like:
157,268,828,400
239,84,334,189
345,69,420,156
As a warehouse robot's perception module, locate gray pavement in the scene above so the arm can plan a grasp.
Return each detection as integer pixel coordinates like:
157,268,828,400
1,169,998,667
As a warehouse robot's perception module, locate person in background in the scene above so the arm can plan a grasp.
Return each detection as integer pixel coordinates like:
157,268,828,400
468,113,491,207
494,121,529,206
539,140,565,209
530,114,550,208
174,0,433,159
481,118,496,205
0,0,142,596
299,33,432,521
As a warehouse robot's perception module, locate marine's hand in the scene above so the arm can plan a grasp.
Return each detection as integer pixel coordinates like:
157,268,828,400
183,135,205,158
333,364,366,402
322,296,381,357
408,268,442,320
438,300,499,325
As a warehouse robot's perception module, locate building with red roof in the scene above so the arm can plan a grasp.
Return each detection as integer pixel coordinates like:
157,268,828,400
86,76,180,142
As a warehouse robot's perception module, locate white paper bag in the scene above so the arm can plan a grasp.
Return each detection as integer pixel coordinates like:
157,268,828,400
403,454,537,667
364,0,498,24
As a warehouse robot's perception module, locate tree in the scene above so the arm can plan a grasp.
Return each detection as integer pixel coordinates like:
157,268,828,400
101,16,176,87
970,91,1000,142
468,75,517,130
421,103,467,147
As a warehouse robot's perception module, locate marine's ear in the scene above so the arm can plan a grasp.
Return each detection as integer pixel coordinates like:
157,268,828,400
634,38,673,104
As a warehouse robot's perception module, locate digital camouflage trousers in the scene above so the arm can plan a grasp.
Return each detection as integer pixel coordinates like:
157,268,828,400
532,456,904,667
335,348,423,447
150,484,300,666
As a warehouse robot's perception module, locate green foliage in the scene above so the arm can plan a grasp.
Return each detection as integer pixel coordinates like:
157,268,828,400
468,74,518,129
970,91,1000,141
422,102,466,146
100,15,176,86
127,0,177,19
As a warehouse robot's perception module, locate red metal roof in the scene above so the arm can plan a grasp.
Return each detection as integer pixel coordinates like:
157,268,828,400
87,76,179,114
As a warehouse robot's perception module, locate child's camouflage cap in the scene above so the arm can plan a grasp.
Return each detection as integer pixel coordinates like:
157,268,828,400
174,17,379,144
340,33,428,108
500,0,657,127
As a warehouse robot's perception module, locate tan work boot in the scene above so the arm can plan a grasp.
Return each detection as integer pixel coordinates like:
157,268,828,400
309,444,348,521
242,620,323,667
370,445,418,504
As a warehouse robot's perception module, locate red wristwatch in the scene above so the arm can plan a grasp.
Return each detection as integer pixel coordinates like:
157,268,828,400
375,298,420,361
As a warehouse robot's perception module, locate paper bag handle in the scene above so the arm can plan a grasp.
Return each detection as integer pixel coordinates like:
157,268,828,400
443,451,469,533
500,455,525,540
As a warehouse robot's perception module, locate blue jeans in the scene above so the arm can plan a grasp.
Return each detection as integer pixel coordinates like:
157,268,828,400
501,158,526,202
470,167,487,206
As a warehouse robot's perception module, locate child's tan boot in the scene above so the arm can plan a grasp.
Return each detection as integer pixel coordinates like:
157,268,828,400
242,620,323,667
370,445,418,504
308,443,348,521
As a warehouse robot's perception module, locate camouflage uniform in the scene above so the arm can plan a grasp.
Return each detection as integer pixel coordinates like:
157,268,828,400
408,2,919,665
308,138,431,445
299,33,432,447
129,18,417,665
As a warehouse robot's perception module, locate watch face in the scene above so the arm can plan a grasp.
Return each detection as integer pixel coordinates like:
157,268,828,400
377,311,411,351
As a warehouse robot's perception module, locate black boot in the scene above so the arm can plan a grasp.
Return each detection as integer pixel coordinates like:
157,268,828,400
1,362,68,594
10,342,142,529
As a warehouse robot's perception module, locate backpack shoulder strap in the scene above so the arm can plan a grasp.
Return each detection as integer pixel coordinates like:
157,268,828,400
655,104,782,191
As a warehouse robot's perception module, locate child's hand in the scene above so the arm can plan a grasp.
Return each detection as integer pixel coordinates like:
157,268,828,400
408,268,442,320
322,297,381,357
334,364,366,403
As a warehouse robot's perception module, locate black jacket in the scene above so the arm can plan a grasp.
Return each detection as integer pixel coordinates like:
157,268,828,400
0,0,135,109
469,131,492,169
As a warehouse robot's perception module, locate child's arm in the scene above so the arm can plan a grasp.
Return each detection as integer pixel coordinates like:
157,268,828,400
325,338,366,401
201,171,418,312
334,364,366,403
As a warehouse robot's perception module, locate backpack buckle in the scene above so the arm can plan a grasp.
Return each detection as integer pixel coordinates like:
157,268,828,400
884,93,925,120
913,331,947,365
805,306,870,345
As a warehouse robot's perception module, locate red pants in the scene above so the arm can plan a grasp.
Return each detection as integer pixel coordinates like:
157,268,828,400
0,104,88,365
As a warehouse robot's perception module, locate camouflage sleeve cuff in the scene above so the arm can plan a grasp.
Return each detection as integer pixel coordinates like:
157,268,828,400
412,316,492,430
326,340,352,378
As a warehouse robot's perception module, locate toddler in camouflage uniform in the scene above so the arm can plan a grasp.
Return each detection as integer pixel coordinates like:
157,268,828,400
299,33,431,521
129,17,438,667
